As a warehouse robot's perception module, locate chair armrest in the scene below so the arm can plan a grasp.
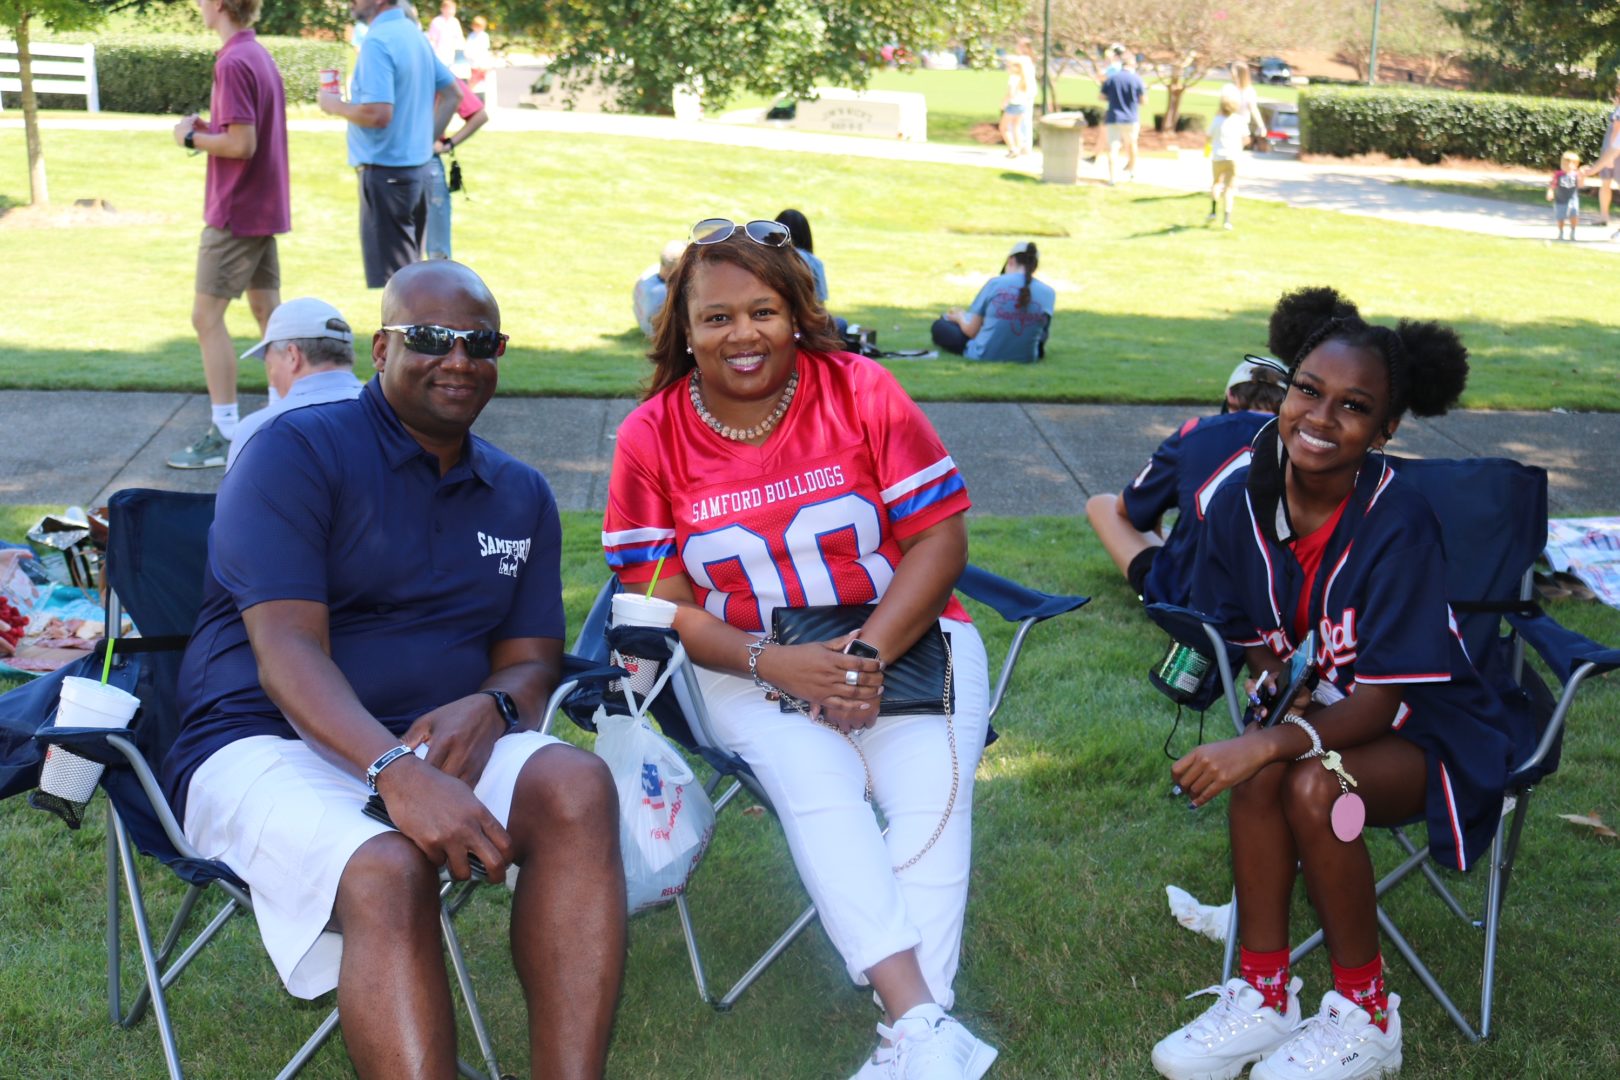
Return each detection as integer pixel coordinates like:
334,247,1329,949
1506,609,1620,685
955,563,1088,624
955,564,1089,724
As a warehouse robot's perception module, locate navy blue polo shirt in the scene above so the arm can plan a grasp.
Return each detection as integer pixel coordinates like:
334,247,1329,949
164,378,565,816
1120,410,1270,607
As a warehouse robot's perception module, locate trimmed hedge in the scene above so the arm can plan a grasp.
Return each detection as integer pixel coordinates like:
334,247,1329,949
79,34,347,114
1300,85,1611,168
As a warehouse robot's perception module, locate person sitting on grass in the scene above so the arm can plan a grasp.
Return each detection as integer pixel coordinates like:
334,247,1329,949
931,241,1054,363
1085,354,1287,607
1151,285,1538,1080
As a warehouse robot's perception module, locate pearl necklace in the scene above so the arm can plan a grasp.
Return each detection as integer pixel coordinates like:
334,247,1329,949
689,368,800,442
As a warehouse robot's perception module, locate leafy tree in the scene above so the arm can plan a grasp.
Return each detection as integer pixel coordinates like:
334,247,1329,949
1319,0,1469,85
1451,0,1620,96
0,0,103,206
531,0,1023,115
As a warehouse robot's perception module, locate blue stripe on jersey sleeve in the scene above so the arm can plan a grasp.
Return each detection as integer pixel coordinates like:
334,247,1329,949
605,538,677,570
889,472,966,522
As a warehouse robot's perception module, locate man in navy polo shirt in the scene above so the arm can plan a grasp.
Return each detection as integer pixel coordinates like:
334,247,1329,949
166,261,625,1077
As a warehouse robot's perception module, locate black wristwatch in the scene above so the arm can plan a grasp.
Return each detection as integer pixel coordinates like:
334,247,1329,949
478,688,521,734
183,129,196,151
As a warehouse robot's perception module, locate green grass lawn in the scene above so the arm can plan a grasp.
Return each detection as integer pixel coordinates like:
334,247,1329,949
2,119,1617,411
1,511,1617,1077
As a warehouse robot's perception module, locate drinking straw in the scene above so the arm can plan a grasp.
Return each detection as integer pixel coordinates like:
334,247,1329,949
99,633,115,685
645,555,667,598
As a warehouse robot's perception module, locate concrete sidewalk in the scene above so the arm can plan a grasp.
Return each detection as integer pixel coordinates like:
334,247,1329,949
4,390,1616,518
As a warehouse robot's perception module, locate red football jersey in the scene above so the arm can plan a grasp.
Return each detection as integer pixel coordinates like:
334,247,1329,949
604,350,972,631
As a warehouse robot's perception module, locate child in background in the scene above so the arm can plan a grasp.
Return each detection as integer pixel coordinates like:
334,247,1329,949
1549,152,1582,241
1205,86,1246,230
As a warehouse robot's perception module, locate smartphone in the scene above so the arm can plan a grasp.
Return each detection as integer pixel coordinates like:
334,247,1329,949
843,639,881,660
362,794,489,882
1259,631,1317,728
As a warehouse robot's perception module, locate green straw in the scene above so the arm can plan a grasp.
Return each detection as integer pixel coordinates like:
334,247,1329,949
645,555,667,598
99,634,115,685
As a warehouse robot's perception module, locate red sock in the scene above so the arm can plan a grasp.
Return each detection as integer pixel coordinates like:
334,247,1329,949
1239,945,1291,1014
1332,954,1390,1032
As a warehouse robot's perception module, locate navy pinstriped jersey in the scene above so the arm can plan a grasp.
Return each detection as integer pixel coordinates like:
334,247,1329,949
1194,453,1536,871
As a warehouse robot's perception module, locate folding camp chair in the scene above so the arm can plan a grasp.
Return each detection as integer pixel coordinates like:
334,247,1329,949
545,564,1087,1011
12,488,503,1079
1149,457,1613,1042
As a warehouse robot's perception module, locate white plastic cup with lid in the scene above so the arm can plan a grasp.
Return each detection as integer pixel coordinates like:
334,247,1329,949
609,593,677,698
38,676,141,805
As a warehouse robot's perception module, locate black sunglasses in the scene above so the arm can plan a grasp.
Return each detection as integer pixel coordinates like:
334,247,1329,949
690,217,792,248
381,324,508,360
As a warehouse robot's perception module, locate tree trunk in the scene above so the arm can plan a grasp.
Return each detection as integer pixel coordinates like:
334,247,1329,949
1163,82,1184,132
17,10,49,207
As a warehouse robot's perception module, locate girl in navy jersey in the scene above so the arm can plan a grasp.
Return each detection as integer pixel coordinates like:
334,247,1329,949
604,218,997,1080
1150,287,1536,1080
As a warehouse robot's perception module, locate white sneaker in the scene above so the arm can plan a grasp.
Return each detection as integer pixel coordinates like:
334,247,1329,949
1251,990,1402,1080
849,1043,895,1080
878,1003,998,1080
1151,976,1303,1080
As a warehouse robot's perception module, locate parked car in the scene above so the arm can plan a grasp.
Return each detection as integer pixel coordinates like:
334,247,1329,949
1256,101,1300,154
1257,57,1292,85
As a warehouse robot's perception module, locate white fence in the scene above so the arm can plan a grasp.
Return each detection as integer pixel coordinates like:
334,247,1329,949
0,41,100,112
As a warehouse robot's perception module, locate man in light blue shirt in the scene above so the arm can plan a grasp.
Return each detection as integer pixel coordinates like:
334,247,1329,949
319,0,457,287
227,297,366,471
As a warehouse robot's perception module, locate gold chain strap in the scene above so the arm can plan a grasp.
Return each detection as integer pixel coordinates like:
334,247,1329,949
799,636,959,873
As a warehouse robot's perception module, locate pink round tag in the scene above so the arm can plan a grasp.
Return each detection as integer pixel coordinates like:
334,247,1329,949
1331,792,1366,842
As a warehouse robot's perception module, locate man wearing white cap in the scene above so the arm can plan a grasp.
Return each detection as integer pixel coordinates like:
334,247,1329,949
226,297,366,471
1085,355,1287,608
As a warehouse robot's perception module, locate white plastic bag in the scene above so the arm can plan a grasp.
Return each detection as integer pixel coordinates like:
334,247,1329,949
593,706,715,914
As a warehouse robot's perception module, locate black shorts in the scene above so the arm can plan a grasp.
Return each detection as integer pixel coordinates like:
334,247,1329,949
358,163,429,288
1127,546,1159,598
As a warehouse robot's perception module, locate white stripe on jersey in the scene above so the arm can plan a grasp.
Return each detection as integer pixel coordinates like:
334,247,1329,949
1195,449,1252,519
602,525,677,546
1244,492,1283,629
879,455,957,504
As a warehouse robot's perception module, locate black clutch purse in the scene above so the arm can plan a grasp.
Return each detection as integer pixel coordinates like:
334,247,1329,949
769,604,953,716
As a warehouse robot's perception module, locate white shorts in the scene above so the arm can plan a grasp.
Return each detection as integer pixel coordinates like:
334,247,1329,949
183,730,561,999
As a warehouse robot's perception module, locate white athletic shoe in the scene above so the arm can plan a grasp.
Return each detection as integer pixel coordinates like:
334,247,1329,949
1251,991,1402,1080
1151,976,1303,1080
849,1043,895,1080
876,1003,998,1080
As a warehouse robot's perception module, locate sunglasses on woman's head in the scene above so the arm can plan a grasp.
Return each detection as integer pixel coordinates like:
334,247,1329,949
381,324,509,360
690,218,792,248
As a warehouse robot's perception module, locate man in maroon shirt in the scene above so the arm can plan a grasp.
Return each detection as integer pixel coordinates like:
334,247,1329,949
169,0,290,469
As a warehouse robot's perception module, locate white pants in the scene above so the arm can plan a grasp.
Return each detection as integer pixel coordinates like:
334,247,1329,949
689,618,989,1008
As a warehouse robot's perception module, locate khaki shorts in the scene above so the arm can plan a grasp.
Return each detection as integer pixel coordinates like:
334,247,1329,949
1106,122,1140,149
196,226,280,299
1212,160,1237,184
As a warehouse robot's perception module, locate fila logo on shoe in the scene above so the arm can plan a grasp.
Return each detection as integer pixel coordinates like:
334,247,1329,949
1340,1051,1360,1067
